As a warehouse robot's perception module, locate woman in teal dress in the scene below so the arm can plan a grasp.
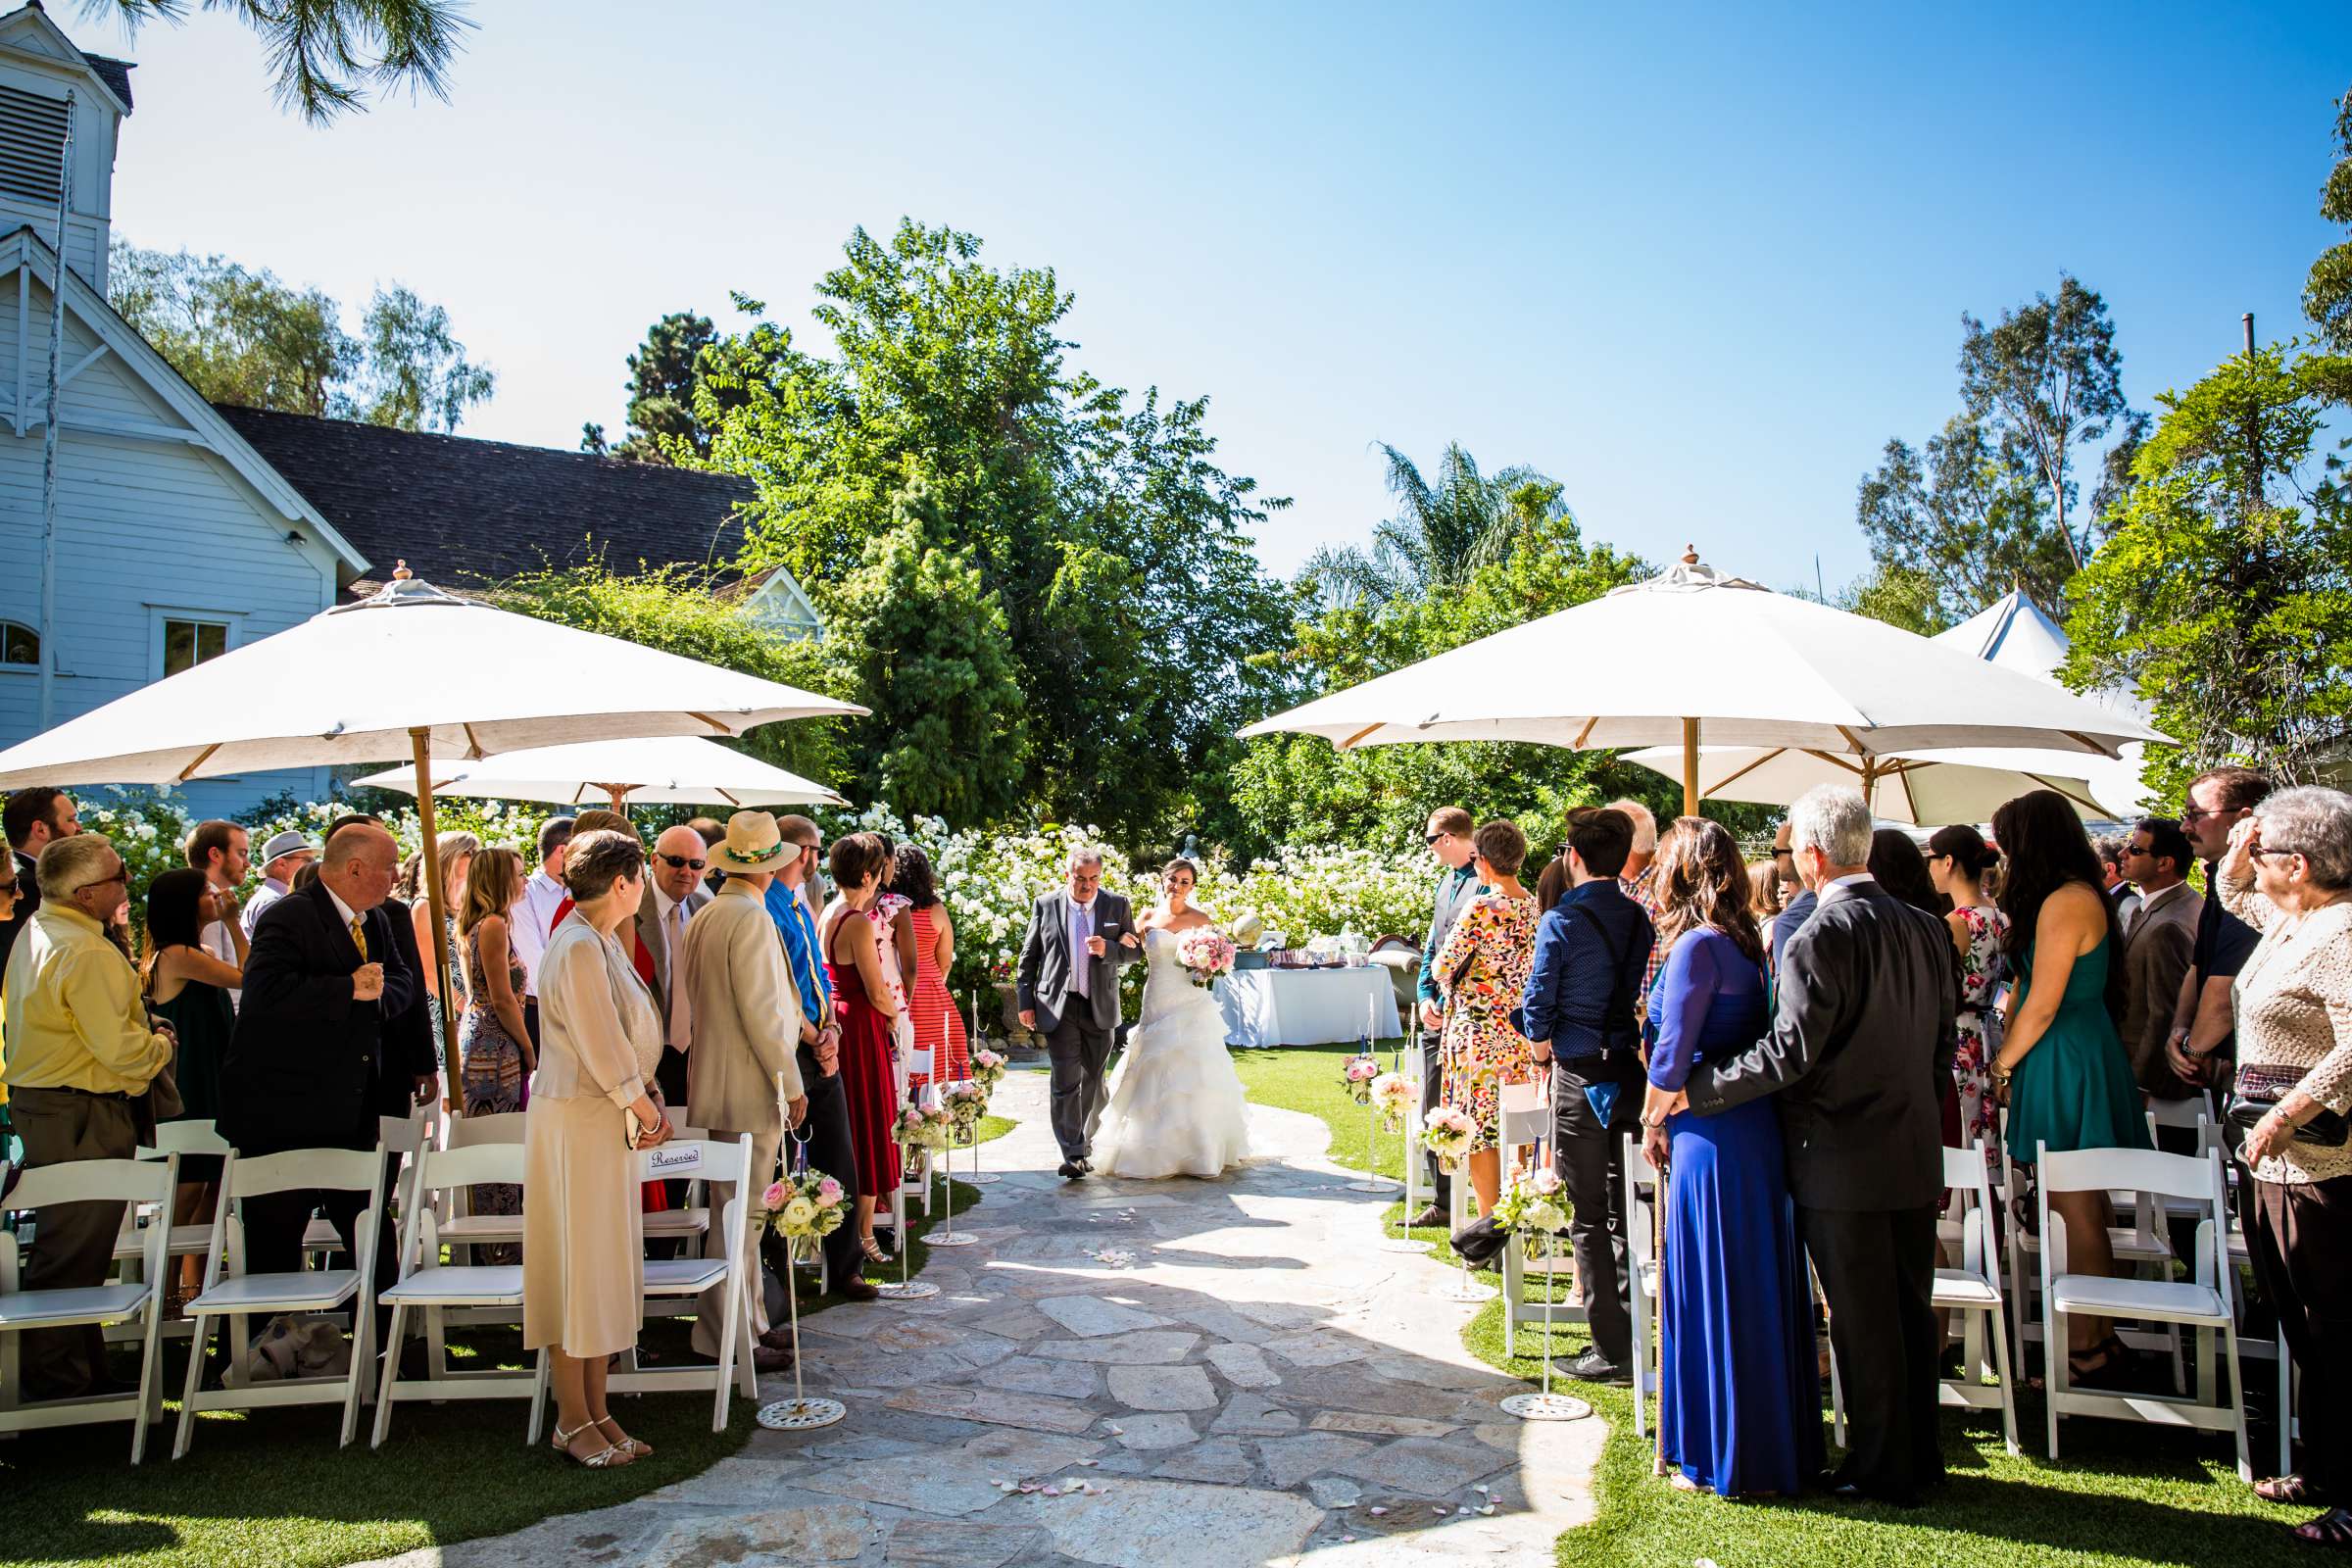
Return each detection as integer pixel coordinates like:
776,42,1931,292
1989,790,2150,1384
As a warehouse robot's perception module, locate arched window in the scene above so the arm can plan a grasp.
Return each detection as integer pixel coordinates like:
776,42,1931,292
0,620,36,668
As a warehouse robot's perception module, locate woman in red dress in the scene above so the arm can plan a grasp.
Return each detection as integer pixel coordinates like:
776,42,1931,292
820,831,905,1265
892,844,969,1092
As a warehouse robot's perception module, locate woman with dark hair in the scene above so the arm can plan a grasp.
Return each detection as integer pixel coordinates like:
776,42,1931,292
1869,828,1949,917
143,865,242,1302
894,843,967,1086
1434,819,1539,1216
822,832,904,1262
1989,789,2149,1384
524,828,669,1471
1534,849,1568,915
1928,824,2008,1159
1639,818,1818,1496
868,832,917,1101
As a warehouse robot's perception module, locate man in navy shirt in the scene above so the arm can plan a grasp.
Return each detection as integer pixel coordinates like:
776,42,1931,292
1516,807,1655,1382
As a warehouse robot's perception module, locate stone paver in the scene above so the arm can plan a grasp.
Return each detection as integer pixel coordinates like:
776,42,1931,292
358,1070,1602,1568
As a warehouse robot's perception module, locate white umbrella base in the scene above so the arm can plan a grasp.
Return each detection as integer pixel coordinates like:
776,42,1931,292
1500,1392,1592,1422
874,1281,939,1301
1379,1236,1436,1253
925,1234,981,1249
758,1397,847,1431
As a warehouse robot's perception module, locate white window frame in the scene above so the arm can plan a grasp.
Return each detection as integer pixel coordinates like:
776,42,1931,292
146,605,246,681
0,617,37,670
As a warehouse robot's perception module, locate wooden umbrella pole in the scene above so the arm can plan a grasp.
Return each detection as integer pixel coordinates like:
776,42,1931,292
1680,717,1700,818
411,725,463,1117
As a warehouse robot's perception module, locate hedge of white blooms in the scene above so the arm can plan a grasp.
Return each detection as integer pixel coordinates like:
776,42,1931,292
72,788,1432,1001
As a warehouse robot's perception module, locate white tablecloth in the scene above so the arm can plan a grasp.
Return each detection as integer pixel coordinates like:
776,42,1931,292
1216,966,1401,1049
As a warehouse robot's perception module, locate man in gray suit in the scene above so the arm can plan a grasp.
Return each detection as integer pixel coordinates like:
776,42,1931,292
2117,816,2202,1100
638,823,712,1110
1018,848,1143,1178
1410,807,1483,1224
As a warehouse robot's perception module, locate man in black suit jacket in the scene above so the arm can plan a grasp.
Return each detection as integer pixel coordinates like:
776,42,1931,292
1674,785,1958,1505
220,821,436,1289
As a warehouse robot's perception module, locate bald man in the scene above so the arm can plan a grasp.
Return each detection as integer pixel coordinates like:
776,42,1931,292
221,822,435,1284
638,823,713,1107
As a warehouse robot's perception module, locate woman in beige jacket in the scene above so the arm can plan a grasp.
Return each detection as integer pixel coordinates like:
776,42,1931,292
524,829,671,1471
2216,788,2352,1544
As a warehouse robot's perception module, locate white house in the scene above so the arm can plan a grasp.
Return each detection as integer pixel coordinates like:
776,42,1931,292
0,4,820,818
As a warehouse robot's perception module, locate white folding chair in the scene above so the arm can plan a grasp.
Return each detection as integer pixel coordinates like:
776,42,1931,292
2005,1130,2175,1383
0,1152,179,1462
2038,1141,2248,1478
175,1145,390,1456
1497,1081,1569,1356
306,1113,436,1264
1622,1134,1661,1438
370,1141,540,1448
118,1124,227,1337
603,1134,759,1431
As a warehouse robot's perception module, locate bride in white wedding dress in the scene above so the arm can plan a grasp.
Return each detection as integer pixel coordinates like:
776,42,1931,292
1093,858,1252,1179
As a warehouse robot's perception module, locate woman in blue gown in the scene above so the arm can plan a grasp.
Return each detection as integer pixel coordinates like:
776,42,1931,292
1641,817,1823,1496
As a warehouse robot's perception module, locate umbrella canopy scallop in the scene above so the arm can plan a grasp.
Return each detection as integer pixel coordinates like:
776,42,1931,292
353,735,846,809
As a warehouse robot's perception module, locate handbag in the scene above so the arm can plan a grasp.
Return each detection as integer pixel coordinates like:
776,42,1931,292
2229,1064,2350,1148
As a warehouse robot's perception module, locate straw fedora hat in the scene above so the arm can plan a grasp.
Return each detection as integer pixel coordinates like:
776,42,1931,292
707,809,793,875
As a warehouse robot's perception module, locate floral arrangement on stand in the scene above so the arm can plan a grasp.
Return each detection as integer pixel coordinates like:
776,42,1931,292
1341,1053,1380,1105
1491,1167,1569,1236
969,1048,1007,1093
1370,1071,1419,1132
763,1169,849,1257
940,1081,990,1144
1176,927,1237,987
1420,1104,1477,1172
893,1102,954,1180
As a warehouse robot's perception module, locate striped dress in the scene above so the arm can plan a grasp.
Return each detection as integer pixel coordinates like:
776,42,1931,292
906,903,969,1091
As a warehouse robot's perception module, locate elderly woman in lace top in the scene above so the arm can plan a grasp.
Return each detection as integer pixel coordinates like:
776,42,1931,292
2215,787,2352,1544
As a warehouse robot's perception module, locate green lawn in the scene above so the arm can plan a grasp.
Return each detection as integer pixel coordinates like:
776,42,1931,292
1236,1041,2314,1568
1,1159,998,1568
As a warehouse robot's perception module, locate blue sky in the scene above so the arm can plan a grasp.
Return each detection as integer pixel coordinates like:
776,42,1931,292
76,1,2347,594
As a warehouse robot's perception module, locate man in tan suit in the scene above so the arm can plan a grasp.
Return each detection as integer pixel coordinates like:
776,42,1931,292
681,811,807,1372
2117,815,2203,1099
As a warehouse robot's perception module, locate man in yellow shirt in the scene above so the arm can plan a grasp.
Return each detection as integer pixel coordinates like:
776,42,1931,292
1,834,173,1399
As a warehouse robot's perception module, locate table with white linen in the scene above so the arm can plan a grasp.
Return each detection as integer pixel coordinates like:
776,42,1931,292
1216,965,1401,1049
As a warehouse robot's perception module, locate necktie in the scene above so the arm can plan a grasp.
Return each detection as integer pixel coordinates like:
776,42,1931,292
1071,901,1091,998
667,903,692,1051
350,915,368,961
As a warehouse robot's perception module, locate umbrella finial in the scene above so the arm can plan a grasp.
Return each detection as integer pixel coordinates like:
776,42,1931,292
1681,544,1700,566
393,559,412,581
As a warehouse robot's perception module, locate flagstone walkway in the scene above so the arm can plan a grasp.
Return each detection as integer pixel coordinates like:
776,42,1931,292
366,1071,1603,1568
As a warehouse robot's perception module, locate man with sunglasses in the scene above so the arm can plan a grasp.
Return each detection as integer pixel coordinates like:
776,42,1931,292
2116,817,2200,1098
1,834,172,1399
2166,766,2274,1090
1411,808,1483,1224
637,825,712,1109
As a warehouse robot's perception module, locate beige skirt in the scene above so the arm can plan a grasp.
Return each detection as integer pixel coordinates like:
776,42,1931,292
522,1091,645,1357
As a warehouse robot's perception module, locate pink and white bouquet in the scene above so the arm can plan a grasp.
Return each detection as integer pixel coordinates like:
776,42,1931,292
1370,1070,1418,1132
1493,1166,1568,1236
969,1048,1008,1092
763,1169,849,1252
1341,1053,1381,1105
1176,927,1237,987
893,1102,954,1152
941,1080,989,1138
1420,1104,1477,1172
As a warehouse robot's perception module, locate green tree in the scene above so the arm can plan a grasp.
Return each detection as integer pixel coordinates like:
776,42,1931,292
110,242,494,431
2062,343,2352,801
584,310,729,463
103,1,470,123
1861,277,2143,619
695,220,1291,845
826,473,1027,824
1231,511,1656,854
1299,443,1563,611
479,558,850,788
2307,82,2352,353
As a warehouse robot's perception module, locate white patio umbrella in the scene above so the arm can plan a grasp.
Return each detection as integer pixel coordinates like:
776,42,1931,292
1238,550,2170,816
0,566,868,1112
352,734,847,810
1618,742,2116,825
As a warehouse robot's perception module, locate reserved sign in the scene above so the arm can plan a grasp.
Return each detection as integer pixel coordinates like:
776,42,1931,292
646,1143,705,1178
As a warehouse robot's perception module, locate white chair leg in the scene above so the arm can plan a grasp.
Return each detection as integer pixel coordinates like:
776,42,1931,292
1988,1304,2020,1456
734,1271,759,1401
129,1296,164,1465
424,1305,447,1386
2280,1327,2294,1481
526,1348,550,1447
2045,1302,2066,1461
172,1311,210,1460
2225,1321,2251,1483
2170,1322,2185,1396
2196,1326,2217,1409
712,1269,745,1433
1830,1341,1846,1446
370,1304,408,1449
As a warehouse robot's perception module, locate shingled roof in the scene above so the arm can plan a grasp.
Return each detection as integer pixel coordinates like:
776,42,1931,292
214,404,757,593
80,50,129,110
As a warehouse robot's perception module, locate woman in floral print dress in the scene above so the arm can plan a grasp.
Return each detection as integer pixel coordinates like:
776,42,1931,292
1435,818,1541,1217
1929,823,2009,1165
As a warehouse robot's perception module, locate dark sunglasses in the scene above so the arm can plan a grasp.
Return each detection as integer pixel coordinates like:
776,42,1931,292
1425,832,1445,846
658,854,708,872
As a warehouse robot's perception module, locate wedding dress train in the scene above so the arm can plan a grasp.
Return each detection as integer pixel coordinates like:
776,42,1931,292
1094,928,1251,1179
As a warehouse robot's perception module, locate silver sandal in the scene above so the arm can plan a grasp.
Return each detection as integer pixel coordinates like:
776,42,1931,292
551,1419,631,1468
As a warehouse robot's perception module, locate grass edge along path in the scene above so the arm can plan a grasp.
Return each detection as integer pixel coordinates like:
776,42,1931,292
1230,1042,2316,1568
1,1136,1006,1568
